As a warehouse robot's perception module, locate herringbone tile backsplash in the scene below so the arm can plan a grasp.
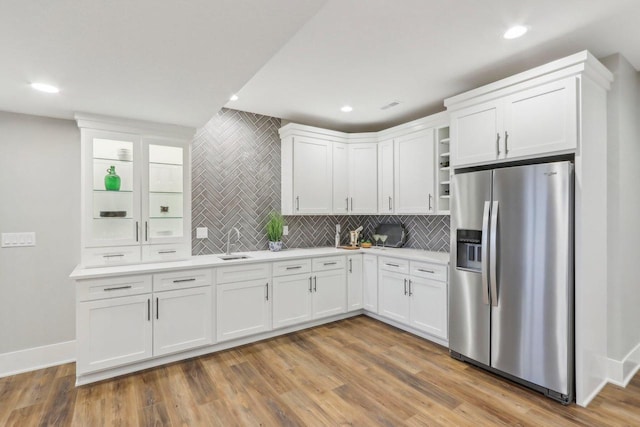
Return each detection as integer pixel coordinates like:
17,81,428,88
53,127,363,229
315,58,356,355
192,108,450,255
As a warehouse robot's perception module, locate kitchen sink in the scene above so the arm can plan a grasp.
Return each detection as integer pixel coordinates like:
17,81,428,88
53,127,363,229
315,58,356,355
218,254,251,261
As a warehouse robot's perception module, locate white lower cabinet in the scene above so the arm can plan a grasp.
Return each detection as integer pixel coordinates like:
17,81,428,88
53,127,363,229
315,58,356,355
216,279,271,342
272,273,313,328
408,276,447,339
363,254,378,313
313,269,347,319
347,255,363,311
154,286,213,356
77,293,153,375
378,270,411,323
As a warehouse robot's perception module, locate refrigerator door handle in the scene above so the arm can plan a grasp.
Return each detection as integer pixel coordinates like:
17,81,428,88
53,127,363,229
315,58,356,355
481,201,491,305
489,201,499,307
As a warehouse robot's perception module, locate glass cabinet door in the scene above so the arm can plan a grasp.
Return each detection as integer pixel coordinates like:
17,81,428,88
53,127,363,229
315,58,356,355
145,141,187,243
87,134,141,247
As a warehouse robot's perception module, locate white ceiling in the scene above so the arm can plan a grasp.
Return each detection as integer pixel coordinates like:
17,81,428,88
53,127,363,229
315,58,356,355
2,1,639,132
0,0,326,128
229,0,640,132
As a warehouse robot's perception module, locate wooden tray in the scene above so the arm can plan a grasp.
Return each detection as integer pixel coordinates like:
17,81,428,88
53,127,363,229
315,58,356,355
338,245,360,250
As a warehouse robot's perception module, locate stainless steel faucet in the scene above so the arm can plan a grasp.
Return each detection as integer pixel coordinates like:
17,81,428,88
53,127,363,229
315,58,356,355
226,227,241,255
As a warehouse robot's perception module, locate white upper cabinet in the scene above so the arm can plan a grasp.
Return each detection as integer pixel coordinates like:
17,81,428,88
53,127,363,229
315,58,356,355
292,136,333,215
377,139,395,214
332,142,349,214
394,129,436,214
76,114,194,267
348,144,378,214
447,73,579,168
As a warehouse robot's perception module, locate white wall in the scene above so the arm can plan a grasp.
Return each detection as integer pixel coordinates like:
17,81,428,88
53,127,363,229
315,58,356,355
602,54,640,383
0,112,79,356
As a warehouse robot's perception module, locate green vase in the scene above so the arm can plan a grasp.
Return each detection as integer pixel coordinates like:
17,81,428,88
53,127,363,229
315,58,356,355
104,166,121,191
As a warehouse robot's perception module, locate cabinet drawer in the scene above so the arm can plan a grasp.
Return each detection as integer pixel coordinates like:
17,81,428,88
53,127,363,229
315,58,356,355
273,258,312,277
82,245,141,267
153,269,213,292
142,244,191,263
410,261,447,282
216,263,270,284
379,257,409,274
77,275,152,302
312,256,346,272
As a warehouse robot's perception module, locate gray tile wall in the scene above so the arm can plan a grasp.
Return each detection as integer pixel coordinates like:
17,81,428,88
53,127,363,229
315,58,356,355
192,108,450,255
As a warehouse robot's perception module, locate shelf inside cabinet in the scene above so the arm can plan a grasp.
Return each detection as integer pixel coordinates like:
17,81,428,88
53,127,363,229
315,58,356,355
440,152,450,157
441,180,450,185
149,191,183,195
440,166,450,171
93,189,133,193
439,138,450,143
93,157,133,163
440,195,451,199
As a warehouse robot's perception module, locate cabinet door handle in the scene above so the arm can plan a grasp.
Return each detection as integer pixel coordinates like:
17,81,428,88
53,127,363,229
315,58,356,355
102,254,125,258
417,268,435,274
404,278,408,295
156,297,159,320
350,197,353,211
265,283,269,301
145,221,149,242
408,279,413,296
346,197,349,211
504,131,509,155
147,299,151,321
496,133,501,156
173,278,196,283
286,266,302,270
296,196,300,211
158,250,176,254
386,263,400,268
309,276,313,293
428,193,432,211
136,221,139,242
349,258,352,273
323,261,337,266
103,285,132,291
388,196,392,211
314,276,317,292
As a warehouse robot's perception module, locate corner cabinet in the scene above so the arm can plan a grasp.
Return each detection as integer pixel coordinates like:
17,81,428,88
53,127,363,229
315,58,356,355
76,114,195,267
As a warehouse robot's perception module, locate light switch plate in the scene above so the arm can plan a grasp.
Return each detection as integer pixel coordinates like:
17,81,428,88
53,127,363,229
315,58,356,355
283,225,289,236
196,227,208,239
336,224,341,233
2,232,36,247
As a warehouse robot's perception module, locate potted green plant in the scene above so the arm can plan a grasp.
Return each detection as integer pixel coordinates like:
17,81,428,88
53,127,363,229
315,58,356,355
266,211,285,251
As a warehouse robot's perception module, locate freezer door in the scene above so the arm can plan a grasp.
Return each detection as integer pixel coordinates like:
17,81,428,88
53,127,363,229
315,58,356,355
450,169,492,366
490,161,573,395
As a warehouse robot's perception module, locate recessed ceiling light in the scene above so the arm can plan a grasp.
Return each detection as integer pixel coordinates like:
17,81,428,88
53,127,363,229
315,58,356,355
341,105,353,113
229,94,239,101
503,25,528,40
30,82,59,93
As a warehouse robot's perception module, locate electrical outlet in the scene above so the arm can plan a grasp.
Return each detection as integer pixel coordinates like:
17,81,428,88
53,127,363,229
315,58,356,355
1,232,36,247
283,225,289,236
196,227,208,239
336,224,341,233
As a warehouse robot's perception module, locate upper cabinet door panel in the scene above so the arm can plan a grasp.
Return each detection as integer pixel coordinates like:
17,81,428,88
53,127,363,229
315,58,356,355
348,143,378,214
293,137,333,214
503,77,578,160
333,143,349,214
378,140,394,214
394,129,435,214
451,101,502,168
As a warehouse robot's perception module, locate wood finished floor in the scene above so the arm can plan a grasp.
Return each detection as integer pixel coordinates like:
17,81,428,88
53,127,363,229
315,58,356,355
1,316,639,426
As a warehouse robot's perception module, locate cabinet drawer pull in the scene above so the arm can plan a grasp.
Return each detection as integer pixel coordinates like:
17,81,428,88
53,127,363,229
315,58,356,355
496,133,501,156
103,254,124,258
309,276,313,293
404,278,408,295
504,131,509,155
417,268,435,274
147,298,151,321
346,197,349,211
385,263,400,268
103,285,132,291
172,278,196,283
158,250,176,254
136,221,139,242
296,196,300,211
286,266,302,270
156,297,159,319
314,276,317,292
428,193,432,211
388,196,392,211
349,258,352,273
408,279,413,296
265,283,269,301
323,262,337,266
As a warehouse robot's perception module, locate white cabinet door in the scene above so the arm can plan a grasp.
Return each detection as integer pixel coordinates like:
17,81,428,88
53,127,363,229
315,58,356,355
363,254,378,313
332,142,349,214
503,77,577,159
348,144,378,214
450,101,503,167
293,137,333,214
312,269,347,320
408,277,448,339
154,286,213,356
347,255,363,311
216,279,271,342
394,129,436,214
377,139,394,214
272,273,313,329
76,294,152,374
378,270,410,323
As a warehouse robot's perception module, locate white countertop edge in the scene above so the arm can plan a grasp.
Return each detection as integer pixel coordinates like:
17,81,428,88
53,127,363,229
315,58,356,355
70,246,450,280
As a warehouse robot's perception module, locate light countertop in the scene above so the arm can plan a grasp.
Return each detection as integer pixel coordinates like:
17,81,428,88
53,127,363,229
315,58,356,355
71,246,449,280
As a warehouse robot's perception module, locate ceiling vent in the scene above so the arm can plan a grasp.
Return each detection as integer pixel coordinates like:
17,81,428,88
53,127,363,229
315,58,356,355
380,101,400,110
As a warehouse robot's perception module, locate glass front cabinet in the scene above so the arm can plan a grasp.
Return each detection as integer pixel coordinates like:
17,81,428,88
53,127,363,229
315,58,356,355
76,114,194,267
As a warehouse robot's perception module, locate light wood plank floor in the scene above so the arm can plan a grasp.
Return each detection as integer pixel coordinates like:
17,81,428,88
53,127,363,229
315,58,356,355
1,316,639,426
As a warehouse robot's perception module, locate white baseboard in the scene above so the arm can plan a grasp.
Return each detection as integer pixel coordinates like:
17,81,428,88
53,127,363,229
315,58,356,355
607,341,640,387
0,340,75,378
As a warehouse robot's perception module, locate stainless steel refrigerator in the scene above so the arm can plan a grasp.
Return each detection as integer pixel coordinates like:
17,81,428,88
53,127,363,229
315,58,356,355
449,160,574,404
